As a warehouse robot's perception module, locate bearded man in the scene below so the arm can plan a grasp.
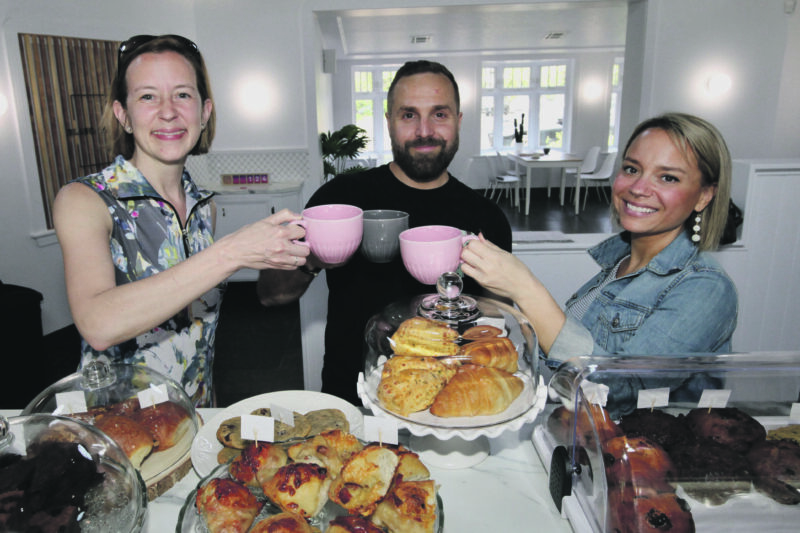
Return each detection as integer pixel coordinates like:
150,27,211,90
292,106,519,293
257,60,512,405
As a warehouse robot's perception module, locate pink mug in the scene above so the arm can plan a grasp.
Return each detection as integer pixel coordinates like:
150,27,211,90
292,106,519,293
292,204,363,264
399,225,477,285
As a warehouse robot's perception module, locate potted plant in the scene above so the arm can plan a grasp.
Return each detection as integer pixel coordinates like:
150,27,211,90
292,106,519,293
320,124,369,182
513,114,525,153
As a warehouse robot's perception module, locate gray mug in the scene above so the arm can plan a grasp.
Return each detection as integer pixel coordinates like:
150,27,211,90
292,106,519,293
360,210,410,263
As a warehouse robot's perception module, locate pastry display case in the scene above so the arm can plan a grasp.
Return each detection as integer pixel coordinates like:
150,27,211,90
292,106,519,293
22,357,200,500
358,272,547,467
0,412,147,532
533,352,800,533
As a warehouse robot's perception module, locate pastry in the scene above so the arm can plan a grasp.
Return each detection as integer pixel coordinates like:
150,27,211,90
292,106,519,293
378,368,448,417
328,444,399,516
767,424,800,445
461,324,503,340
685,407,766,454
546,404,622,450
458,336,518,372
429,364,523,417
262,462,331,518
216,410,309,450
619,409,693,451
392,445,431,483
390,316,459,357
130,400,193,450
217,446,242,465
603,436,676,486
250,512,315,533
249,408,313,441
195,477,262,533
304,408,350,436
606,480,695,533
94,413,156,469
370,479,437,533
326,515,384,533
229,441,289,487
288,429,363,478
380,355,457,382
746,439,800,504
669,440,752,505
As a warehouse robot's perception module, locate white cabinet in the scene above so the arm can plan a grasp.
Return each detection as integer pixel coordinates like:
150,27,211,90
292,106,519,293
214,189,302,281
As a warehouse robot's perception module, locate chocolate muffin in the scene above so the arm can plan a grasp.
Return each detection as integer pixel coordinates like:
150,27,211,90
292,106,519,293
685,407,766,454
746,438,800,505
668,440,752,505
619,409,694,451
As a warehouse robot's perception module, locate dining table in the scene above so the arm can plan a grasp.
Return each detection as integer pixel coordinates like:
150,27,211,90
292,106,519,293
0,406,573,532
507,151,584,215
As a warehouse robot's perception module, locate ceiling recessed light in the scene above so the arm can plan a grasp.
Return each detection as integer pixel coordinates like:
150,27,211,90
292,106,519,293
411,35,432,44
544,32,566,40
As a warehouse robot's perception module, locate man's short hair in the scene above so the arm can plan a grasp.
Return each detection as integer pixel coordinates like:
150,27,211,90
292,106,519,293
387,60,460,114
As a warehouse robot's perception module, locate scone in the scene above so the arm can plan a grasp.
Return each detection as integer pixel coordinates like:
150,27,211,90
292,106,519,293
229,441,289,487
262,462,331,518
250,511,315,533
288,429,363,478
380,355,457,382
378,369,448,417
370,480,437,533
328,444,399,516
195,477,262,533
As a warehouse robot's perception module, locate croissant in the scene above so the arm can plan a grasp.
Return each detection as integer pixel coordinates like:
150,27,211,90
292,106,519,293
429,364,523,417
458,337,518,373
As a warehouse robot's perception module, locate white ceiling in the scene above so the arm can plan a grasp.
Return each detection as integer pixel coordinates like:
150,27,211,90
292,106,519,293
315,2,629,60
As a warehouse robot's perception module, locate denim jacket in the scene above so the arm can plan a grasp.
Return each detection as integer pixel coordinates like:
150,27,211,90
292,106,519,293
548,231,738,363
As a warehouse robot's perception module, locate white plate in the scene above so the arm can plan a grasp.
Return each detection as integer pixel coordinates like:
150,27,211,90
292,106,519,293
191,390,364,477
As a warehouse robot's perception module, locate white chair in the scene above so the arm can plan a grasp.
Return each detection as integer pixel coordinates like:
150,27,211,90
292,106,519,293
564,145,601,201
486,153,520,209
577,151,617,210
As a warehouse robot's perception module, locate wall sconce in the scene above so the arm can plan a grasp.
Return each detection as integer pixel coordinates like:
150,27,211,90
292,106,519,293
0,93,8,116
705,73,732,97
581,80,604,102
235,76,272,120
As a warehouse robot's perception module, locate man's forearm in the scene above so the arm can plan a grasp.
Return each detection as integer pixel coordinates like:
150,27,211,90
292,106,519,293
257,268,315,306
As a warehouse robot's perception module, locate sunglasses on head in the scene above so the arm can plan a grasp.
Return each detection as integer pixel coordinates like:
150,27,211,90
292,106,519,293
117,34,200,65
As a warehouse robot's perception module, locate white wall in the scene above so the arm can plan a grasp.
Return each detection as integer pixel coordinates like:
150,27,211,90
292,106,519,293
1,0,798,344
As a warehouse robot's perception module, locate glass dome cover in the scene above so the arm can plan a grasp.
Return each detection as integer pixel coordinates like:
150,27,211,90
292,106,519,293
0,413,147,532
22,358,200,499
361,272,541,430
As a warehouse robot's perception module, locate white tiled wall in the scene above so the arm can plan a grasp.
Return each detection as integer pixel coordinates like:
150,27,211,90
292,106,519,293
185,149,312,188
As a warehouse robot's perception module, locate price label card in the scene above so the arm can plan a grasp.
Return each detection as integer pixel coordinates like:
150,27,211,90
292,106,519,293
270,403,295,426
54,391,88,415
697,389,731,409
241,414,274,442
581,381,609,406
789,403,800,422
138,384,169,408
363,416,398,445
637,388,670,410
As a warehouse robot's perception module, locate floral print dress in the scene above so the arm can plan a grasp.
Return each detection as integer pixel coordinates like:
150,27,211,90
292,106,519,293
74,156,224,407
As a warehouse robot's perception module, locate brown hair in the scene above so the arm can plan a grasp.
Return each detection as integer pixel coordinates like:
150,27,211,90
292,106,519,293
100,34,216,160
387,60,460,114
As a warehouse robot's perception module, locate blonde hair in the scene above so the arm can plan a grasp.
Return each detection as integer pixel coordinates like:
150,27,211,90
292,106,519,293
620,113,731,251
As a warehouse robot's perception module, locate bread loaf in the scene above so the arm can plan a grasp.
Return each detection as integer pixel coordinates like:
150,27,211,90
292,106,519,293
429,364,523,417
458,337,518,373
131,400,192,450
94,413,155,469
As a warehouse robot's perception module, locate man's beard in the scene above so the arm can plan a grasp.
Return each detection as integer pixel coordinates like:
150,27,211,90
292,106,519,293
391,134,459,183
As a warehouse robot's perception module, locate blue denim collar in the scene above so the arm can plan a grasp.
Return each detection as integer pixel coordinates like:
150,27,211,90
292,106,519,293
589,231,699,275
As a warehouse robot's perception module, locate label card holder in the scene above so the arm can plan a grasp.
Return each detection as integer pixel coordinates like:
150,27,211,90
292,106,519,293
363,416,398,445
241,414,275,442
54,391,88,415
697,389,732,409
138,384,169,408
270,403,295,427
636,388,670,410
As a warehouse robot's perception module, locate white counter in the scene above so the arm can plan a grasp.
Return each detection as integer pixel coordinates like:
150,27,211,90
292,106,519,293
1,408,572,532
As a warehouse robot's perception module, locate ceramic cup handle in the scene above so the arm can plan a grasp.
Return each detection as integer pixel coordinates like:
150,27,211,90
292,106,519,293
288,219,309,248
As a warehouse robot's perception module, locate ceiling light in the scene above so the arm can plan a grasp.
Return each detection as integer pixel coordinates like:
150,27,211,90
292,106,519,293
411,35,432,44
544,32,566,40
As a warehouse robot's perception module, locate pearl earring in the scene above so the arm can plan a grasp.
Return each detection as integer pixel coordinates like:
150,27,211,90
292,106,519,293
692,213,702,243
125,125,133,133
200,122,206,130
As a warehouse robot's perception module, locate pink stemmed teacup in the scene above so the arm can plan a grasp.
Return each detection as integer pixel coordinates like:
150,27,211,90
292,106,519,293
399,225,477,285
291,204,363,264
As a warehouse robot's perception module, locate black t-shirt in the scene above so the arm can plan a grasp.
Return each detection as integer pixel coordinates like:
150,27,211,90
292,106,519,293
307,164,512,404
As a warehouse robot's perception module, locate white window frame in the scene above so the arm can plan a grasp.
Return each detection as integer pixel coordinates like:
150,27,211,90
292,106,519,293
481,59,574,154
608,58,624,150
351,65,399,165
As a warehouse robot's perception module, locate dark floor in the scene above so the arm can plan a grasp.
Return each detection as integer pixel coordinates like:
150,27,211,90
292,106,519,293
20,187,612,408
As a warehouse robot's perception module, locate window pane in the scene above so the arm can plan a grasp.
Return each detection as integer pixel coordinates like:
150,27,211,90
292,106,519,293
355,99,375,152
480,95,495,150
540,65,566,88
382,70,396,92
608,93,618,148
354,71,372,93
482,67,495,89
503,67,531,89
539,93,564,147
503,95,529,146
611,63,620,87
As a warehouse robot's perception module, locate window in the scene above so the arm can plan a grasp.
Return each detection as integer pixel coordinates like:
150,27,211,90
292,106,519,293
481,60,570,153
352,66,398,164
608,58,624,150
18,34,118,229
